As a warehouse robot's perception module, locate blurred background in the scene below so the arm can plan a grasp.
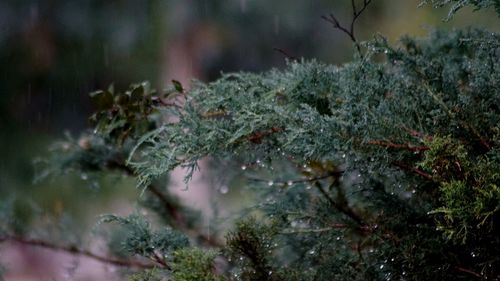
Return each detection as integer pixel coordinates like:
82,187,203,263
0,0,498,280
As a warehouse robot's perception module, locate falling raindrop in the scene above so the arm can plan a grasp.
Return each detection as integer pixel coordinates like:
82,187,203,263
81,173,88,180
336,236,341,240
268,181,274,186
241,165,247,170
379,264,384,269
240,0,247,13
308,249,316,255
219,185,229,194
287,180,293,186
342,153,346,158
274,15,280,34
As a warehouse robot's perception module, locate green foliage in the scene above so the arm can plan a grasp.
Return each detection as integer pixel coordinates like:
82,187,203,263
226,218,281,281
420,136,500,244
129,268,163,281
170,248,226,281
101,214,189,257
420,0,500,19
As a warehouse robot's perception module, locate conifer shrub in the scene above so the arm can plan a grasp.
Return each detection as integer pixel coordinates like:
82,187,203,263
1,1,499,280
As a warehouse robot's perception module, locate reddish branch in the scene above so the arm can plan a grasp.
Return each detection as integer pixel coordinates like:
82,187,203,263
392,161,433,180
454,266,484,279
248,127,283,144
0,235,156,269
366,140,429,152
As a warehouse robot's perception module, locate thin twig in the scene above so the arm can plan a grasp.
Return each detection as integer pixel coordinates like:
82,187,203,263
273,47,298,60
322,0,372,54
0,235,156,269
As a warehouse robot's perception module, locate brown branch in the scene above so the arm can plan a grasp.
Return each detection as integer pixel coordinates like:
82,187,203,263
146,184,223,248
247,127,283,144
455,266,483,279
151,251,171,270
366,140,429,152
151,96,182,109
0,235,156,269
315,182,366,226
322,0,372,54
392,161,433,180
105,161,223,248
